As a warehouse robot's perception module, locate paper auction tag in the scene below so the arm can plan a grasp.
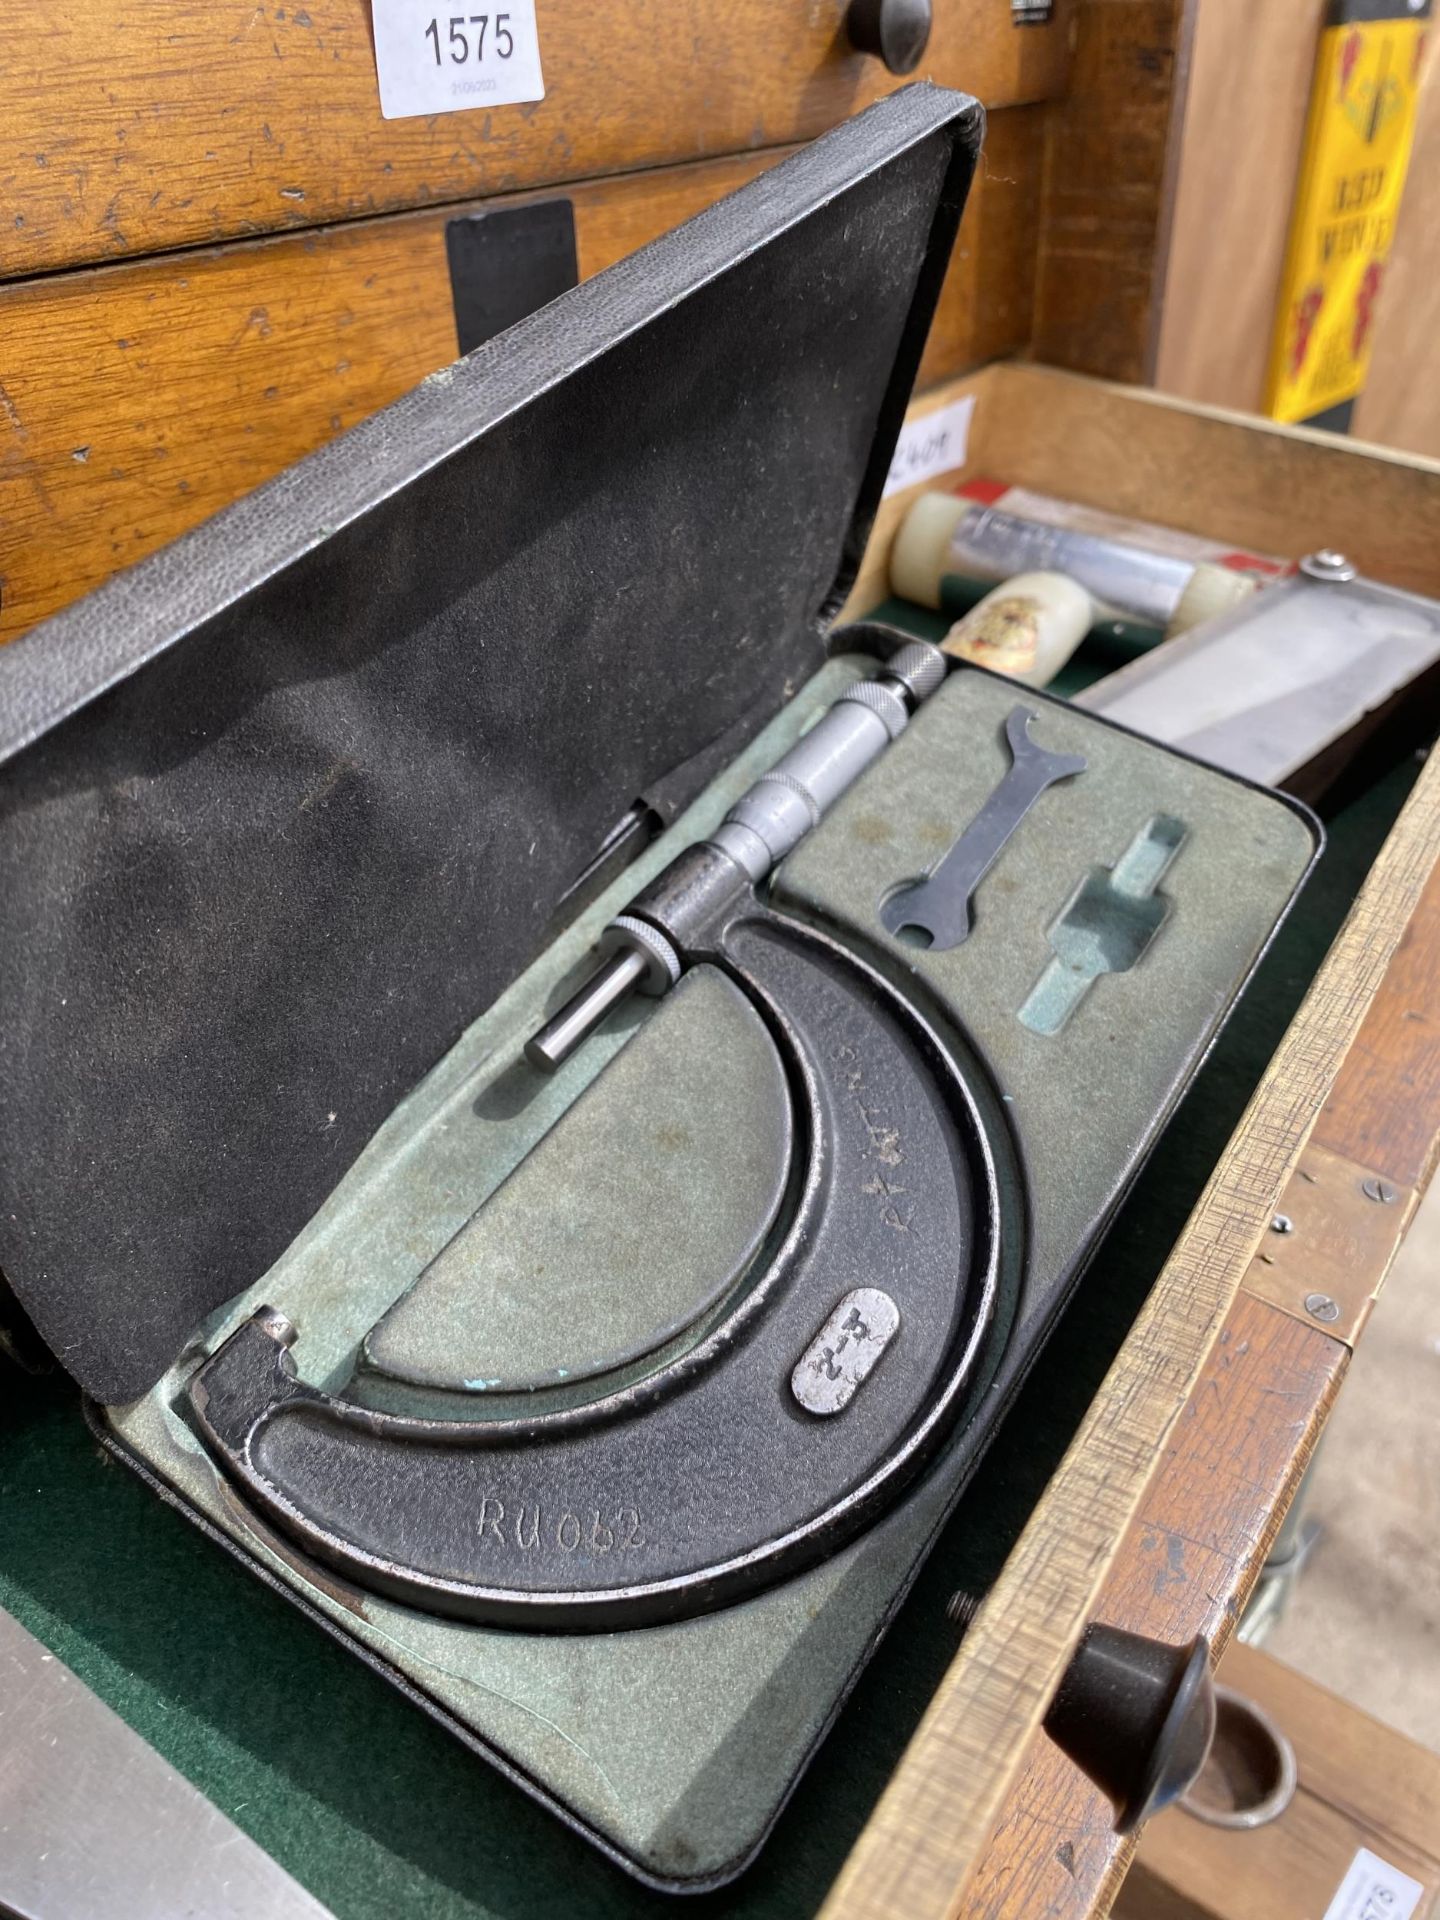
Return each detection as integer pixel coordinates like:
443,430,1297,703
882,395,974,498
372,1,545,121
1322,1847,1425,1920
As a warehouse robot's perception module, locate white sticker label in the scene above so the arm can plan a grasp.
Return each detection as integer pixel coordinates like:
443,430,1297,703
882,394,975,498
372,1,545,122
1322,1847,1425,1920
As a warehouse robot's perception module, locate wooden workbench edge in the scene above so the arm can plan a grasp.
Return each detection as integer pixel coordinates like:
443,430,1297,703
819,706,1440,1919
972,1283,1350,1919
967,848,1440,1919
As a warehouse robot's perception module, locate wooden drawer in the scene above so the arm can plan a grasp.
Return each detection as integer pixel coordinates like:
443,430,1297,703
2,361,1435,1920
0,0,1070,278
824,363,1440,1920
0,108,1044,647
1119,1642,1440,1920
0,1,1190,652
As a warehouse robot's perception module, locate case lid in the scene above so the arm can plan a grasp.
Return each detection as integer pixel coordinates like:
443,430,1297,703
0,86,981,1402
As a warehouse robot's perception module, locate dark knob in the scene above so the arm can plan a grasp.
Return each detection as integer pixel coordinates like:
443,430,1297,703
1043,1625,1216,1833
845,0,933,74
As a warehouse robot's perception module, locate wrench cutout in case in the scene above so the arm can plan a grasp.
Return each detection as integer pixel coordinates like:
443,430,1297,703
1020,813,1188,1035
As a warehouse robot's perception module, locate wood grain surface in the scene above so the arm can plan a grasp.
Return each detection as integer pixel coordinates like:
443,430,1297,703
1352,35,1440,458
1313,827,1440,1190
966,365,1440,597
0,0,1070,278
1128,1793,1439,1920
1119,1642,1440,1920
1188,1640,1440,1873
1151,0,1324,413
0,112,1041,648
963,1291,1349,1920
929,858,1440,1920
1030,0,1188,384
819,626,1440,1919
1154,0,1440,460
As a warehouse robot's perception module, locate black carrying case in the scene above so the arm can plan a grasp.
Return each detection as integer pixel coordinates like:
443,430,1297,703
0,86,983,1403
0,90,1334,1900
0,87,988,1888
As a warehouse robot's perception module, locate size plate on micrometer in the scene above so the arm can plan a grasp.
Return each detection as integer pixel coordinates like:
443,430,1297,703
792,1290,901,1415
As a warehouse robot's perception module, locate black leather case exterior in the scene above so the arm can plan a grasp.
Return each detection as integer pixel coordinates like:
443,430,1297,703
0,87,983,1401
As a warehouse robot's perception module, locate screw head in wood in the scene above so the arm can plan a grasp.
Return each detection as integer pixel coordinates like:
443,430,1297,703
1270,1214,1294,1234
1304,1293,1341,1322
1361,1176,1399,1204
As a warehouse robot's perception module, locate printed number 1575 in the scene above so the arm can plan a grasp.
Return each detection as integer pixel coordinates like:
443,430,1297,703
424,14,515,64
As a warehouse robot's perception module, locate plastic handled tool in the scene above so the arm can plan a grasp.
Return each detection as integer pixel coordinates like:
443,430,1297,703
526,640,948,1071
940,570,1095,687
890,493,1259,640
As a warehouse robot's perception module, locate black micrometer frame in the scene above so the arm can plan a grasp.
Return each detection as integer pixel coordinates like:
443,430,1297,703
188,848,1006,1632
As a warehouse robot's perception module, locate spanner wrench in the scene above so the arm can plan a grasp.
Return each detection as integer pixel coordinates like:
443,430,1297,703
880,705,1086,950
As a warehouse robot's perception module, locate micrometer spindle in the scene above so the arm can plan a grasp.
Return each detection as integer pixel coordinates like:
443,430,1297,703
526,641,946,1072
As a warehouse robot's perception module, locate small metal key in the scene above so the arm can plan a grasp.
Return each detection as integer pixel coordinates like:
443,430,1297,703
880,705,1086,950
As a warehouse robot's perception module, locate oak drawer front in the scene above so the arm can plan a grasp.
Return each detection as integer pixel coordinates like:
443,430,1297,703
0,0,1068,278
0,111,1042,648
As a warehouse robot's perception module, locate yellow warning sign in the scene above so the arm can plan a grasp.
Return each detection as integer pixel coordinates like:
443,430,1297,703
1264,11,1428,424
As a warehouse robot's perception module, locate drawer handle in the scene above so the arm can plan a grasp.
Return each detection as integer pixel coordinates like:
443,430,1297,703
1044,1624,1217,1833
845,0,932,74
951,1598,1218,1833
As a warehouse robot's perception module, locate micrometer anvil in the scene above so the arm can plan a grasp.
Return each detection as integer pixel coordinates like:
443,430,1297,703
188,640,1007,1630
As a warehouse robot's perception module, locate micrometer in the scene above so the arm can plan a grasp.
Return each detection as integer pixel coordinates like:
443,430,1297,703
188,639,1010,1629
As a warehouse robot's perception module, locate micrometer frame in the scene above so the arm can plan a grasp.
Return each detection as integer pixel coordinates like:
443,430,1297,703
187,882,1006,1632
